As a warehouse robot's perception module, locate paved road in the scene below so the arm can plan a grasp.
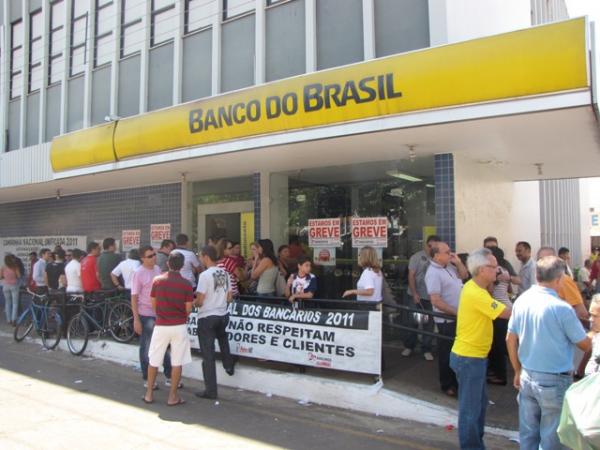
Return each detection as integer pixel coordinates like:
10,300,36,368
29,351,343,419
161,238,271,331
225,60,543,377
0,334,513,450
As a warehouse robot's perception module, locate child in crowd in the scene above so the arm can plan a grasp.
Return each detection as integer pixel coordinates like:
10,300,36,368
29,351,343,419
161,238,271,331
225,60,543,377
285,256,317,303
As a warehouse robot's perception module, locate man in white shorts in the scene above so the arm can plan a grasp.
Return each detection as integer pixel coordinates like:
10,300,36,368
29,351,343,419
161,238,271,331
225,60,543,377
143,251,194,406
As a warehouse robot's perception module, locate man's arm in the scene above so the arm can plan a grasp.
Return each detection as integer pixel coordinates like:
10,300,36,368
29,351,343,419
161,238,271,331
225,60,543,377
430,293,457,316
573,303,590,321
150,296,157,315
407,269,420,304
497,305,512,320
575,335,592,353
451,255,469,280
110,273,121,288
131,293,142,335
506,332,521,390
194,292,206,307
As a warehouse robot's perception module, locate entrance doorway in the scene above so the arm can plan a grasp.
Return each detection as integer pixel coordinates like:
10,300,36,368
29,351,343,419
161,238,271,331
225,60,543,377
197,201,254,256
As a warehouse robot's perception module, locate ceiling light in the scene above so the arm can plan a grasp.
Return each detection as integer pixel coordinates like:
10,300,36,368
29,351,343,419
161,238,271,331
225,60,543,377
386,170,422,182
425,184,435,188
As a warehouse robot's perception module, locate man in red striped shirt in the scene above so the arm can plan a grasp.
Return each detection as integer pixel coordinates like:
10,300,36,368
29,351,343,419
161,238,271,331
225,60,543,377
217,239,245,298
143,251,193,406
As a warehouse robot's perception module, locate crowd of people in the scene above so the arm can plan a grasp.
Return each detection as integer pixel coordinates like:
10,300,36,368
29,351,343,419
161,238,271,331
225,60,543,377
2,232,599,448
404,235,599,450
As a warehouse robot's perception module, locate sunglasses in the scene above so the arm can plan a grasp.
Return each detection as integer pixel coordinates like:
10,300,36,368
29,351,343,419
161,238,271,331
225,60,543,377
144,253,156,258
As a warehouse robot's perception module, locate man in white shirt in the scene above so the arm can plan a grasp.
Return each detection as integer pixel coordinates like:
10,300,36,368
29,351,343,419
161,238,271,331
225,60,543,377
194,245,234,400
110,248,141,290
65,249,84,293
32,248,52,294
173,234,201,288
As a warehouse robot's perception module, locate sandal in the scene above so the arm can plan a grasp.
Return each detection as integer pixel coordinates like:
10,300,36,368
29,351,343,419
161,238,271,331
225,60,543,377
142,396,154,404
444,388,457,397
167,398,186,407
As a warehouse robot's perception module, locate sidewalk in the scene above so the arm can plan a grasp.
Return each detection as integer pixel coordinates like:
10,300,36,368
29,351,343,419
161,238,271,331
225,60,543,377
0,320,518,440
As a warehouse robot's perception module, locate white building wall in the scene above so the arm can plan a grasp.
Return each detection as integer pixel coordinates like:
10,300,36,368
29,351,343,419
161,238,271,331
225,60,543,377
445,0,531,43
453,154,514,254
510,181,542,267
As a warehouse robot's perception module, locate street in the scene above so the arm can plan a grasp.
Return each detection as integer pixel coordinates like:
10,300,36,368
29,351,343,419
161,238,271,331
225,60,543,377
0,334,512,449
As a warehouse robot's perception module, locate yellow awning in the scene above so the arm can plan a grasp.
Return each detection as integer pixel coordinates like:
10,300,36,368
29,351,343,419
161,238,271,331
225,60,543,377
50,18,589,172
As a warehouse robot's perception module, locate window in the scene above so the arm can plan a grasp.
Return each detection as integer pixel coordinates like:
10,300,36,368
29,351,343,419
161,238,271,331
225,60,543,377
29,10,43,92
223,0,255,21
185,0,216,34
151,0,177,46
266,0,288,5
94,0,115,66
10,20,24,99
70,1,89,76
49,0,65,85
121,0,144,57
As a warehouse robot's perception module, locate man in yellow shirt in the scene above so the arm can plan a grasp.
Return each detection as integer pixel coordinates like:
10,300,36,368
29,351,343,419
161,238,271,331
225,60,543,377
450,248,512,450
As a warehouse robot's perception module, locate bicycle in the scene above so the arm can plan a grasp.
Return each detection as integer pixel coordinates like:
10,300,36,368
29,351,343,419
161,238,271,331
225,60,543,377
66,290,134,356
13,289,63,350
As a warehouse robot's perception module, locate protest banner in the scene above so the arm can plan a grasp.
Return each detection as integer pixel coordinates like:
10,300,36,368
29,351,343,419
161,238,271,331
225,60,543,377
0,235,87,269
187,300,381,375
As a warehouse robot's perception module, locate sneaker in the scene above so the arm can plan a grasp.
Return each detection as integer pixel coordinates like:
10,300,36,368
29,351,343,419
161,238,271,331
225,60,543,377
424,352,434,361
165,379,184,389
143,381,159,390
401,348,412,357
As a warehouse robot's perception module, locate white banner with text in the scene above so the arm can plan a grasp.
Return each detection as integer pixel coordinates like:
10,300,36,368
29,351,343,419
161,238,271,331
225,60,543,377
187,300,381,375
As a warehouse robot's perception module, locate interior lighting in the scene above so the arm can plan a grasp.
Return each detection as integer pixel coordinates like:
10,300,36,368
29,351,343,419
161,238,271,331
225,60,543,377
386,170,422,182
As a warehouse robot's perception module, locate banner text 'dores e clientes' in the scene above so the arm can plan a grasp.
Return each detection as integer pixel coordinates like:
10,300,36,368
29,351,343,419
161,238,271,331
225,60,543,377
50,19,589,171
187,300,382,375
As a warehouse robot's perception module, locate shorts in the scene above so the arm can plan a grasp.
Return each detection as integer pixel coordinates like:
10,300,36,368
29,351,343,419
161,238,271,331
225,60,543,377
148,324,192,367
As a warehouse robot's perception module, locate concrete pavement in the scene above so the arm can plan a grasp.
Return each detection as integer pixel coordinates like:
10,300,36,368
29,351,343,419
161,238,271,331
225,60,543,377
0,334,516,449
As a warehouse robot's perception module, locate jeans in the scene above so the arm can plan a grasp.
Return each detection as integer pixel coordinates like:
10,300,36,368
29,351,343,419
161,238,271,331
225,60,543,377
518,369,572,450
404,299,434,352
3,285,20,322
437,321,458,391
487,318,508,383
450,352,488,450
197,314,234,398
139,315,171,381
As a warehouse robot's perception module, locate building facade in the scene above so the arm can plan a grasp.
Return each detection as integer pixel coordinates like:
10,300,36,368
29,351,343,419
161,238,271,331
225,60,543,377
0,0,596,296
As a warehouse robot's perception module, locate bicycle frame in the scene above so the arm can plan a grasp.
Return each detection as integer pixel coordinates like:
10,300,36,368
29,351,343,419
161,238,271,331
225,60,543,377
18,295,52,334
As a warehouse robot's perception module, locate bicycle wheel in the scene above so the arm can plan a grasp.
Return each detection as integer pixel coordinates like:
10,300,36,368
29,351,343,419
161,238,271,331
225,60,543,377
41,306,63,350
13,309,34,342
67,313,89,356
108,301,135,343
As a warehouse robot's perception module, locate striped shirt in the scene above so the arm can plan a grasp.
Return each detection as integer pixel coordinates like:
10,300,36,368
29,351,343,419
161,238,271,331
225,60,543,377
217,256,240,297
150,271,194,326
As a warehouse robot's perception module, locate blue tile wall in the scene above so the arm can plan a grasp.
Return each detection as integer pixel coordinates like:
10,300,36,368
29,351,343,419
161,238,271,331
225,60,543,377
434,154,456,251
0,184,181,251
253,172,261,241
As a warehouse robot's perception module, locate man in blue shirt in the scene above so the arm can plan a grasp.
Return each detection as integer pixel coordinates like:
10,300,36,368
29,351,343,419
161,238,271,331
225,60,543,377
507,256,591,450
